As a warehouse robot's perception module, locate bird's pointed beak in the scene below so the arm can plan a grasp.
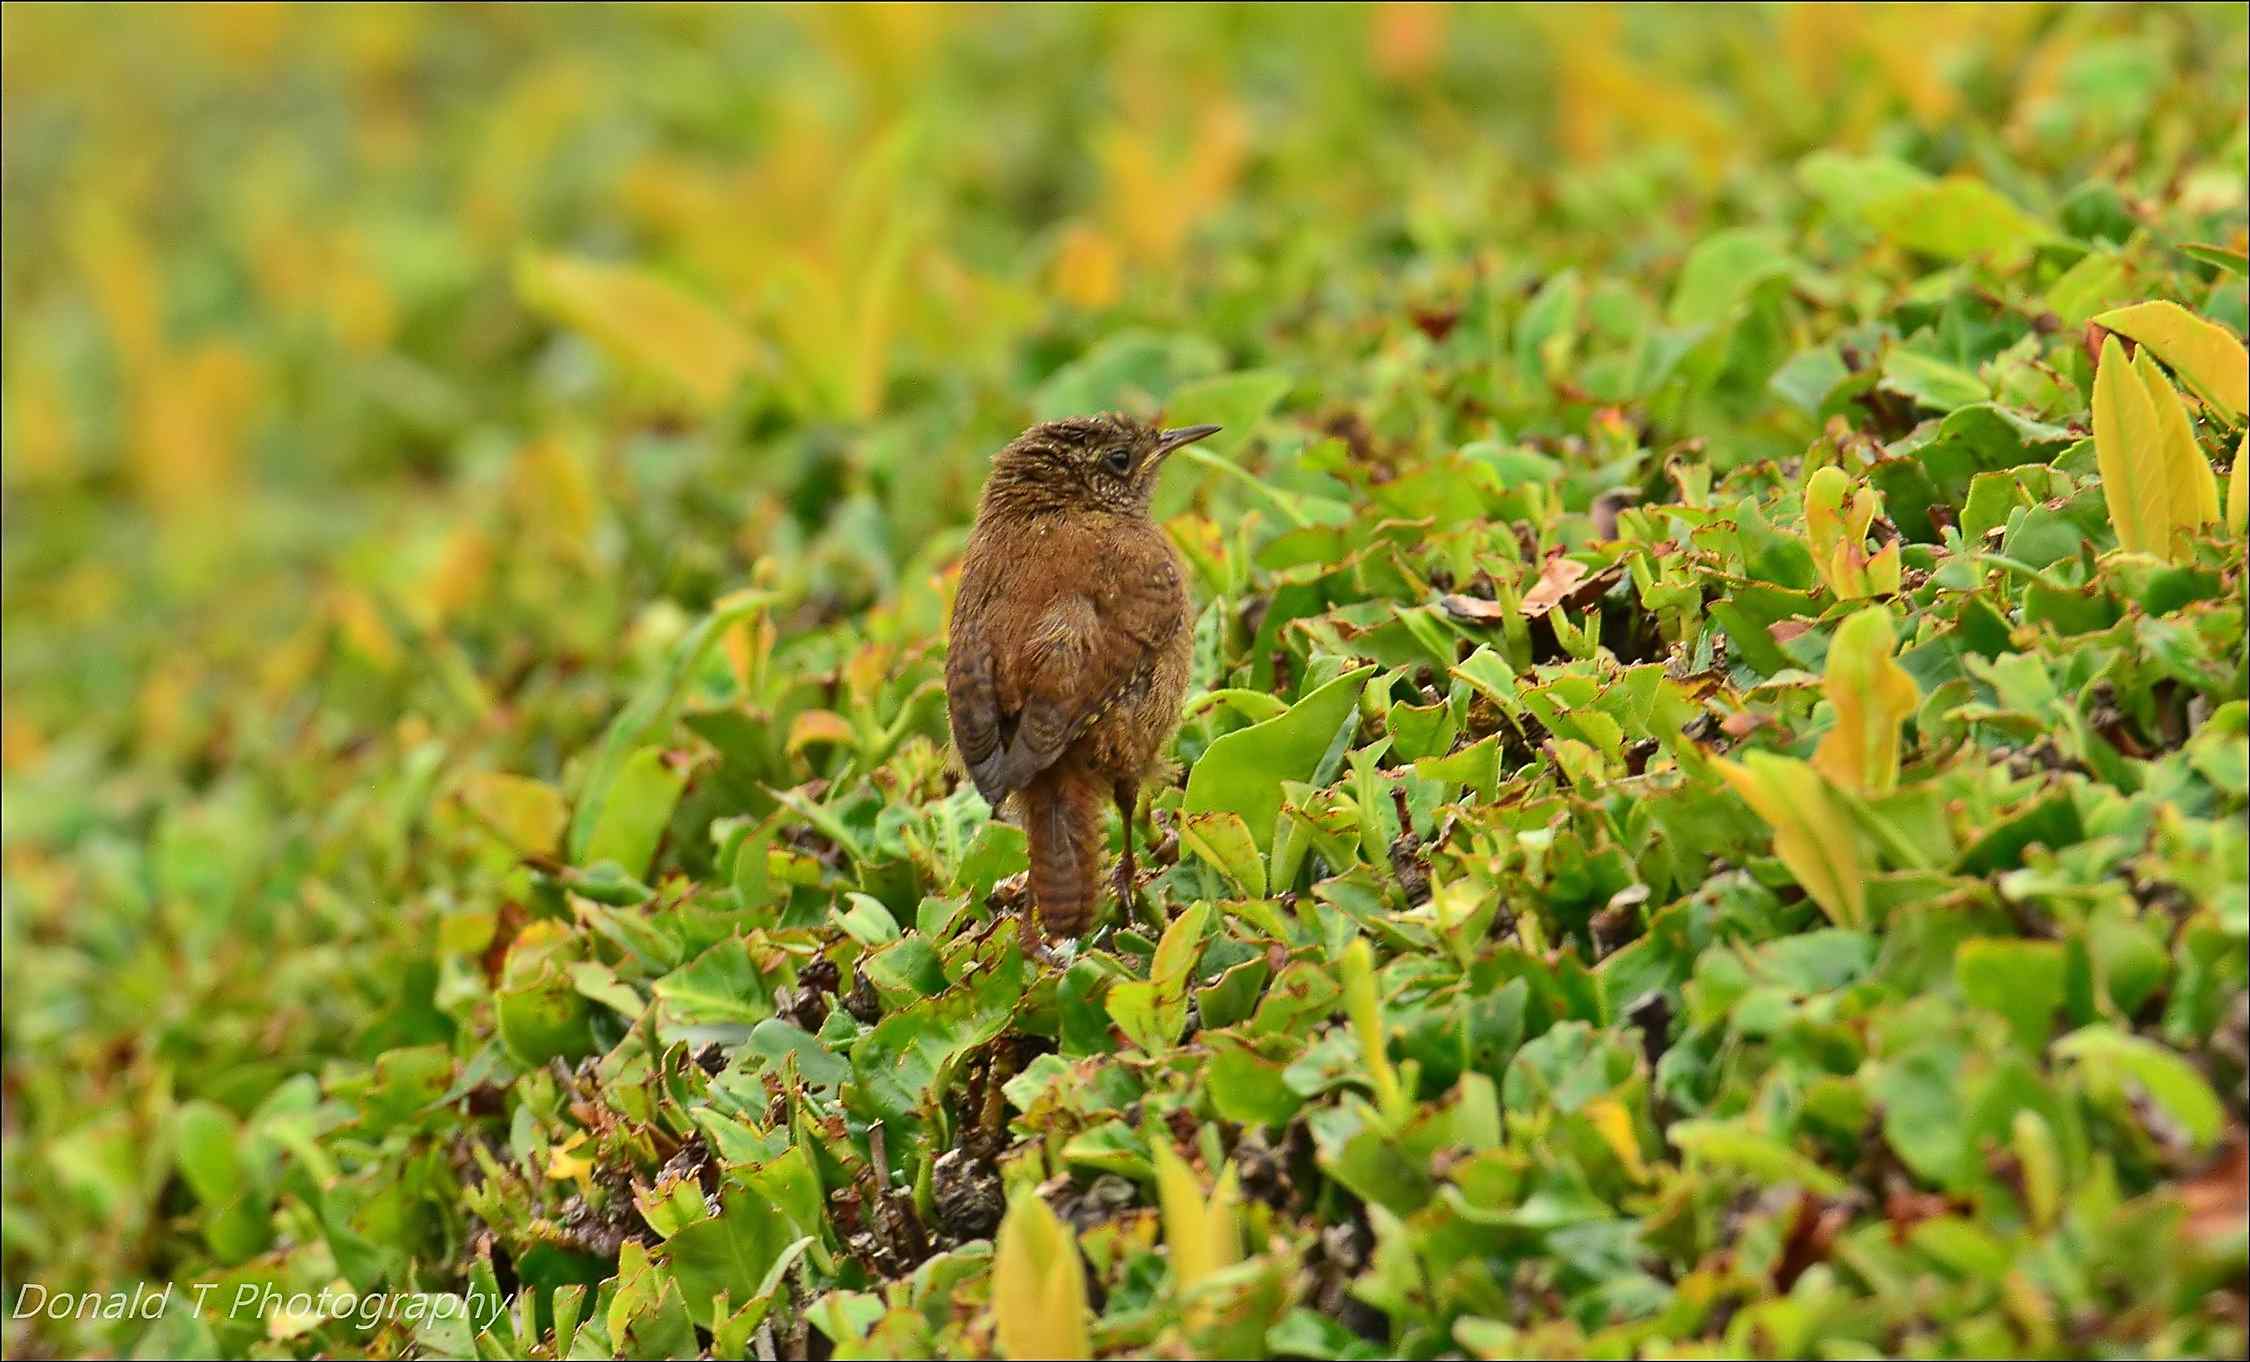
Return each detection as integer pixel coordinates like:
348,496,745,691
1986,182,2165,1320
1155,424,1221,457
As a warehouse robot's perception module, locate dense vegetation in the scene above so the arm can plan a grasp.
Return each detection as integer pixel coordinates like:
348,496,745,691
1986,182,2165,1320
3,4,2246,1358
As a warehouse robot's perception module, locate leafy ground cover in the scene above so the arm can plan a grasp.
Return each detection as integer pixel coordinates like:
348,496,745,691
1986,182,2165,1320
3,4,2247,1358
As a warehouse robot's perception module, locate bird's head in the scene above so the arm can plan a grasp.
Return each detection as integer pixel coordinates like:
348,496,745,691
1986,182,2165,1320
982,412,1220,517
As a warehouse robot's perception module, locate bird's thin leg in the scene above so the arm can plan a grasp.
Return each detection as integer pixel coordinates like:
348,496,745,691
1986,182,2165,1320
1111,774,1143,914
1015,912,1064,969
1114,779,1161,929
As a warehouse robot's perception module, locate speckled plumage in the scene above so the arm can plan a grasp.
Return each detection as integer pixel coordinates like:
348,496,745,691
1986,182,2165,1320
944,413,1213,937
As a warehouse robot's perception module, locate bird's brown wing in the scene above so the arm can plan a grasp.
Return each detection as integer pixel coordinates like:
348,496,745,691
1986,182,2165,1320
981,531,1185,801
945,612,1013,806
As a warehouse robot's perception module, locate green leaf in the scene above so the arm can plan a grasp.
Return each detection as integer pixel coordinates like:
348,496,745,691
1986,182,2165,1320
570,594,767,863
1179,811,1267,898
578,746,686,879
1668,227,1794,327
1864,177,2046,262
174,1101,247,1208
1107,901,1211,1053
663,1187,805,1329
1812,607,1918,795
1183,666,1374,851
1161,369,1291,458
1881,348,1990,412
1669,1119,1849,1196
1955,938,2066,1052
2054,1026,2224,1150
456,772,568,857
651,935,769,1031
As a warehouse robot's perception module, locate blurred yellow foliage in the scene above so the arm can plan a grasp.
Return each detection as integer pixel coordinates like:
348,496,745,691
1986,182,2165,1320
69,194,164,378
516,251,760,412
0,711,47,775
1542,8,1732,175
131,342,263,516
418,526,498,628
467,62,596,246
250,223,399,353
1098,101,1251,265
1371,2,1451,83
328,586,402,672
1051,222,1123,310
183,2,292,71
509,436,602,565
5,348,76,487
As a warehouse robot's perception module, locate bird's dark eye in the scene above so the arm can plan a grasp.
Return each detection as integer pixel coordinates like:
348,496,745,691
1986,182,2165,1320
1102,447,1132,476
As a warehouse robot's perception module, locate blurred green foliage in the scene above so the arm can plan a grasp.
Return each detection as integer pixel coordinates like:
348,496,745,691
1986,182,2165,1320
3,3,2247,1358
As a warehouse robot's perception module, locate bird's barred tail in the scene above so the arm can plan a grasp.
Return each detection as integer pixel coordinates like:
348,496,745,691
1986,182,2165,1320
1023,770,1100,938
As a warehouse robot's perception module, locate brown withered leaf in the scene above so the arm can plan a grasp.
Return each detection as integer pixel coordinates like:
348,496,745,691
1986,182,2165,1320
480,900,528,985
1719,711,1771,738
1410,305,1461,342
1440,593,1509,625
1520,556,1626,621
1768,618,1816,645
1773,1192,1853,1290
1882,1182,1957,1241
2178,1126,2248,1243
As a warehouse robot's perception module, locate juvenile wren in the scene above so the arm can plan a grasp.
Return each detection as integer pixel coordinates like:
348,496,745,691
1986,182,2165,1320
945,413,1218,939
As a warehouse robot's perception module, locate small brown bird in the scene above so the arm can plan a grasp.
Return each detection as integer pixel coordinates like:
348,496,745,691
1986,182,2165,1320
945,413,1218,939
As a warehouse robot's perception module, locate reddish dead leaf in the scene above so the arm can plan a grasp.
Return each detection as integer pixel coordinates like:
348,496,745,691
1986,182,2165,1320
2178,1126,2248,1243
1719,711,1771,738
2083,320,2125,369
1773,1192,1852,1290
1768,618,1816,645
480,900,528,985
1409,304,1461,342
1883,1182,1957,1242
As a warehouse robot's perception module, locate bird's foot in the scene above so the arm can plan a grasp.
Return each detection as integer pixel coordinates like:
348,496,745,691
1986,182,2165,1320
1014,913,1073,969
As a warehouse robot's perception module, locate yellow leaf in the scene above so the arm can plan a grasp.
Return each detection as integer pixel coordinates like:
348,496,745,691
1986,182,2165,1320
1812,607,1920,796
515,251,757,412
2230,436,2248,537
1153,1140,1242,1293
1715,752,1866,928
458,772,569,857
1583,1097,1648,1182
1805,465,1886,597
546,1130,595,1189
2093,300,2248,416
992,1189,1090,1361
2133,346,2222,531
2094,334,2177,558
1865,539,1902,596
